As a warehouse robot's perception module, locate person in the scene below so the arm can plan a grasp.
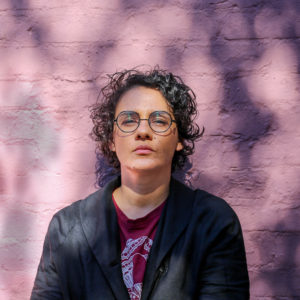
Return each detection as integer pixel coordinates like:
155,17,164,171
31,67,249,300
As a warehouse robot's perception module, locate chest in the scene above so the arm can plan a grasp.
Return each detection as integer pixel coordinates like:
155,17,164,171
54,225,203,300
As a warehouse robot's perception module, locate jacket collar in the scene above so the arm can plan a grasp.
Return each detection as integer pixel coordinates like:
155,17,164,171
80,176,195,300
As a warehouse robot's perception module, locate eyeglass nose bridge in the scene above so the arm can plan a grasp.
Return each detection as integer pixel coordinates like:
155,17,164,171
129,118,155,134
138,118,152,128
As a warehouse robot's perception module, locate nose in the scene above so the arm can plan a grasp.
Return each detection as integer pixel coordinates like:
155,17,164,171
135,119,152,140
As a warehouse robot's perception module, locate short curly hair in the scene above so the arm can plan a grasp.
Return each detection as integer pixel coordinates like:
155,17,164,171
90,67,204,183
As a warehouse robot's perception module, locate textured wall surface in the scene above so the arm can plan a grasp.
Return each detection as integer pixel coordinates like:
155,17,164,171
0,0,299,299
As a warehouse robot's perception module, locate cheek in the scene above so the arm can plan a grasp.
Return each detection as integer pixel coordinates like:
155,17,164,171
114,139,124,154
114,136,132,159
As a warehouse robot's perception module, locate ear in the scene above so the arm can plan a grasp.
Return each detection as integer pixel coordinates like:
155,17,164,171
109,141,116,152
176,141,183,151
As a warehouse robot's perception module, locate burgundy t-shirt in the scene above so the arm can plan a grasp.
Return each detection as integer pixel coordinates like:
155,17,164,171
112,195,165,300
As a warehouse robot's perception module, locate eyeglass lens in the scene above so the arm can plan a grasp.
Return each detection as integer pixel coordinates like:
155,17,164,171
116,111,172,133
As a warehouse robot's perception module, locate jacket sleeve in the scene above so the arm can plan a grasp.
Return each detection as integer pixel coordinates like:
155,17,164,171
197,206,250,300
31,220,63,300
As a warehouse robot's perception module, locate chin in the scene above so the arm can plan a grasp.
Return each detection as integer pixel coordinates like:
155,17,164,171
125,160,168,172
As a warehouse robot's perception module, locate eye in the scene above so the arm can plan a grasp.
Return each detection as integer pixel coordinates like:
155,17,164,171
150,112,170,126
153,118,168,125
121,119,137,126
118,112,139,126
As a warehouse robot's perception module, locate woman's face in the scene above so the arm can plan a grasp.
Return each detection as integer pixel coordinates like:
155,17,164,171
110,86,183,174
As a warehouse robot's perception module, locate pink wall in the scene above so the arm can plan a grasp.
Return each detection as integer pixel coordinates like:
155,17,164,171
0,0,299,299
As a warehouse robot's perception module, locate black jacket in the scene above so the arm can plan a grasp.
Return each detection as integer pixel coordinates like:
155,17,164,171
31,177,249,299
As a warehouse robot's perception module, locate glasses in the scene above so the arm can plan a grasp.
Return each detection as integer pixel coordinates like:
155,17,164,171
114,111,176,133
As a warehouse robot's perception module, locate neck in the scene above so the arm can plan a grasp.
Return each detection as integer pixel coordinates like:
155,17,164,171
113,168,171,219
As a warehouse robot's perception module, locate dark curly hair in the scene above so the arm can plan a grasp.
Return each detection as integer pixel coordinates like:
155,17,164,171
90,67,204,185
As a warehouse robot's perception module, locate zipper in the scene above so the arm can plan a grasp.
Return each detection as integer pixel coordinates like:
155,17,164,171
147,262,168,299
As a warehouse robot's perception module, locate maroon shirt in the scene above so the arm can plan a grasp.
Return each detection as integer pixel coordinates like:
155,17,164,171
112,195,165,300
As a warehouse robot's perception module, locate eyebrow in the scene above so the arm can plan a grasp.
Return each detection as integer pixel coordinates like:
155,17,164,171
118,110,171,115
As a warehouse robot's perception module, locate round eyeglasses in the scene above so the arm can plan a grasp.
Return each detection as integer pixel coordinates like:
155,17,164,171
114,111,176,133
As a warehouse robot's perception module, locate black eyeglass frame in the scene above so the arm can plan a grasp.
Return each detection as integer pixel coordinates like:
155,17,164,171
114,110,176,133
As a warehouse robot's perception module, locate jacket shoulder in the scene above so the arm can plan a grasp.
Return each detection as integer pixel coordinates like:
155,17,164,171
193,188,239,222
46,189,103,251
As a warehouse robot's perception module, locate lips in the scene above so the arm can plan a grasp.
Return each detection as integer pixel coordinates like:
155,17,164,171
134,145,154,154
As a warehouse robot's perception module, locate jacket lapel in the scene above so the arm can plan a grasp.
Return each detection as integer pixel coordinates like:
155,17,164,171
141,178,195,300
80,177,130,300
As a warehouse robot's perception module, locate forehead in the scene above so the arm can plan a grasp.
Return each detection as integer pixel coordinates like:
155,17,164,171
115,86,172,115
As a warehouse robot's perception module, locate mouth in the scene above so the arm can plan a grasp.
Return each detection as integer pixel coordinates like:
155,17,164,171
134,145,154,154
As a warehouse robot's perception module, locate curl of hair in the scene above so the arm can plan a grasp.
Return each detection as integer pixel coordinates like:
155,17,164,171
90,67,204,186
